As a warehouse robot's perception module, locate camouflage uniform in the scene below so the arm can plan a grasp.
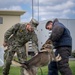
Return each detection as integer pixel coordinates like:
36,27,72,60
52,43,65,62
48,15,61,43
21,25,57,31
3,22,38,75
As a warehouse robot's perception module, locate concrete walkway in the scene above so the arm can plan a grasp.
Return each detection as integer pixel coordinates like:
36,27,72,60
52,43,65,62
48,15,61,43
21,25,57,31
69,58,75,61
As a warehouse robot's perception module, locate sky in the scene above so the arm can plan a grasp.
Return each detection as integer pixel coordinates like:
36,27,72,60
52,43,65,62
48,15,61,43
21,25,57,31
0,0,75,22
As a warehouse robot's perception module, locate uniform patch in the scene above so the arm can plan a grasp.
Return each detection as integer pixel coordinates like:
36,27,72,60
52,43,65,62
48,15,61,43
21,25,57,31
20,29,23,32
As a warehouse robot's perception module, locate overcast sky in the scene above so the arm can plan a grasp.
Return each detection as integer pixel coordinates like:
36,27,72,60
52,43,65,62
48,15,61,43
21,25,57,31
0,0,75,22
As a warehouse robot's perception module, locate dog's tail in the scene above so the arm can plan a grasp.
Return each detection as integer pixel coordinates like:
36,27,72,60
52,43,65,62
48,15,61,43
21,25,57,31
12,60,22,67
12,60,28,69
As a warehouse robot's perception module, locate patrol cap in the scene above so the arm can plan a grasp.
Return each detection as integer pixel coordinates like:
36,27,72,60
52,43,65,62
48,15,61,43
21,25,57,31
30,18,39,28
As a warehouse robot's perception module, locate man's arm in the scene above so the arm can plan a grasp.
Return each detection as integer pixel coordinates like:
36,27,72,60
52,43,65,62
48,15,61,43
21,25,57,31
3,23,20,46
31,31,39,53
50,25,64,42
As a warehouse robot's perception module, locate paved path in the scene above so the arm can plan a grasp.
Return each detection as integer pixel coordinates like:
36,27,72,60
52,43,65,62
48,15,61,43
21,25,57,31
69,58,75,61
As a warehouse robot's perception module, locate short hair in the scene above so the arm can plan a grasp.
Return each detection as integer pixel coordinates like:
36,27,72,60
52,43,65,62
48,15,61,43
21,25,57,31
45,21,53,29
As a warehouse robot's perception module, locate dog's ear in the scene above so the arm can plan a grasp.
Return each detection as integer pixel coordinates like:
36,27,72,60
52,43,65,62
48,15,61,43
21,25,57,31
45,39,52,44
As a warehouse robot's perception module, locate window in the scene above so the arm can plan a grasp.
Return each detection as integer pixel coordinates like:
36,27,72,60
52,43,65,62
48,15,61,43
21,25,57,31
0,17,3,24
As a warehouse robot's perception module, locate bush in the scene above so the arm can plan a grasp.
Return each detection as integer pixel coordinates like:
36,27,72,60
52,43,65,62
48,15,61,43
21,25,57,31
72,50,75,58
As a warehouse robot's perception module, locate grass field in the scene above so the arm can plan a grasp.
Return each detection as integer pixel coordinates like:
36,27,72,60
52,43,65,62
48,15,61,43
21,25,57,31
0,61,75,75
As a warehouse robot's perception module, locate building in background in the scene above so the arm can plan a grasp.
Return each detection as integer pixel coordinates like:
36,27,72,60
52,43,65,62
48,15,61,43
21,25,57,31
0,10,27,66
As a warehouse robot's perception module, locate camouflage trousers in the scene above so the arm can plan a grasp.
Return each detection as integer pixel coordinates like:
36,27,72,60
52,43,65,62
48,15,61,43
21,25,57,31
48,47,72,75
3,45,27,75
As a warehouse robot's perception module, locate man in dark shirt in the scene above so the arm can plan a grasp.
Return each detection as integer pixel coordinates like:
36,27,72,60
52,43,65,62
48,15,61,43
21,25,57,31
45,19,72,75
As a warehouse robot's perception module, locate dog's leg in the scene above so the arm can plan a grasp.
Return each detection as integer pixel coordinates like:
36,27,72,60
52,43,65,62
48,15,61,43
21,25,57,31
31,67,38,75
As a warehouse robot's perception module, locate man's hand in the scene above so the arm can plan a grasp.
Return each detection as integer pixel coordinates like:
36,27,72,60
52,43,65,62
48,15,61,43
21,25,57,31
3,42,8,47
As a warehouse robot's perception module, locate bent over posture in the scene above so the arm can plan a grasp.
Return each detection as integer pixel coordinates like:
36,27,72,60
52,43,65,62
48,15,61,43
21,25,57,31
45,19,72,75
3,19,39,75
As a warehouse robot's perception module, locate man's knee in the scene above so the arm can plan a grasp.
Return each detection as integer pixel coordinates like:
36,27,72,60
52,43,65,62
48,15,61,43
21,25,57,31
58,59,72,75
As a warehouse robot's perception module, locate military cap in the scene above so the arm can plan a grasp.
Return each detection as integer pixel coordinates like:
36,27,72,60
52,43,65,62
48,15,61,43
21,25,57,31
30,18,39,28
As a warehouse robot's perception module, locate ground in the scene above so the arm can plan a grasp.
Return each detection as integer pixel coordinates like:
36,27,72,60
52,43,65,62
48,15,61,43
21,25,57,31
0,61,75,75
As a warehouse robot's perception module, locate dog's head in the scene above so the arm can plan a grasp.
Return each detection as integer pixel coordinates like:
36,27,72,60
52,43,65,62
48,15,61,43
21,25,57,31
41,40,53,50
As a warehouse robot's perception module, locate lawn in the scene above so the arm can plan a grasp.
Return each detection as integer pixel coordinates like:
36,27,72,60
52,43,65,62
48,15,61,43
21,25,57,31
0,61,75,75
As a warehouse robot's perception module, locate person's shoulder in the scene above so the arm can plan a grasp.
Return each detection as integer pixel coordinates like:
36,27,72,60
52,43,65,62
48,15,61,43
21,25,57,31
53,18,65,28
53,19,63,26
18,21,26,24
55,22,64,27
15,23,21,26
53,23,64,31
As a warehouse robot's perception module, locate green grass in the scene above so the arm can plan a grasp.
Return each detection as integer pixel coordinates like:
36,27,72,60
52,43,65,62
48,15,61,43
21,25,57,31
69,61,75,74
0,61,75,75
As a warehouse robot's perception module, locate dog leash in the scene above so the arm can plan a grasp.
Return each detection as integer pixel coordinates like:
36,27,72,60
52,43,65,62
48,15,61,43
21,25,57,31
38,67,43,75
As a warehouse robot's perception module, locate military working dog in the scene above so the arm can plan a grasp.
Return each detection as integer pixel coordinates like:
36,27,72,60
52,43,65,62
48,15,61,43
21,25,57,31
12,40,61,75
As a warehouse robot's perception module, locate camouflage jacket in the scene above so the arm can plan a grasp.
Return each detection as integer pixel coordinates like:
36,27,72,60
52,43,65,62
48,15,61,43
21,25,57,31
4,23,38,49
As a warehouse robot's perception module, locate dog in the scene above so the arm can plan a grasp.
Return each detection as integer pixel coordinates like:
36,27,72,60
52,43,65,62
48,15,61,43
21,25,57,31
12,40,61,75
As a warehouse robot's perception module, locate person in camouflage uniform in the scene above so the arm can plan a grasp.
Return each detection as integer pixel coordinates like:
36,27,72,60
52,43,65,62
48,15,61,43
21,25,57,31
3,19,39,75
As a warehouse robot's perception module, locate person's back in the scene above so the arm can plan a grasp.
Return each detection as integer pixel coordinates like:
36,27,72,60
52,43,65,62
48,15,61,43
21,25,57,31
52,20,72,48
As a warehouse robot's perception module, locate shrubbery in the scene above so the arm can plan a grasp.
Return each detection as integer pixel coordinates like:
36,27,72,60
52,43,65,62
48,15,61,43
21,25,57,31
72,50,75,58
